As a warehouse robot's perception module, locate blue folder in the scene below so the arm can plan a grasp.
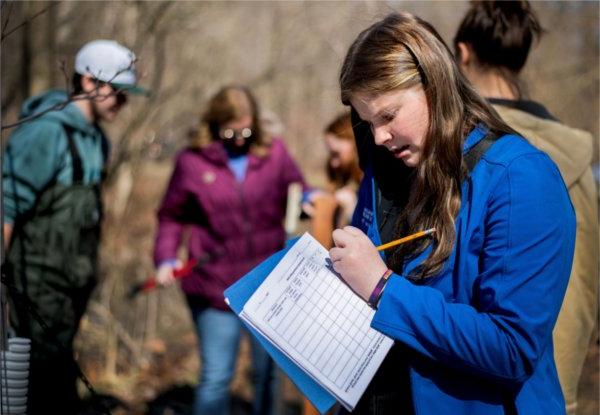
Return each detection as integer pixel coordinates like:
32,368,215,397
224,238,337,414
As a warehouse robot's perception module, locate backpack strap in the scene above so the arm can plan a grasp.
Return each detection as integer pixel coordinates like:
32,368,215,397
463,131,499,173
375,131,500,244
62,124,84,183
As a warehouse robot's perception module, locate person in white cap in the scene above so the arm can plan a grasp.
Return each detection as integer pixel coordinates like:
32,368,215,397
2,39,145,414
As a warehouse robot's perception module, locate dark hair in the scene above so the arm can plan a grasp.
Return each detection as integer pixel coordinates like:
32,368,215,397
71,73,117,97
71,73,84,95
454,1,543,73
340,12,518,279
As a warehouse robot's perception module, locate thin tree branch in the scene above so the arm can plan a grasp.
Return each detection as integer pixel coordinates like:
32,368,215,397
1,5,49,42
1,81,19,115
1,63,137,130
3,93,88,130
59,59,70,92
1,1,14,37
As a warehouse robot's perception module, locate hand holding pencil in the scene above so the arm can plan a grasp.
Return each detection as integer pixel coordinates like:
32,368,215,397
329,226,436,301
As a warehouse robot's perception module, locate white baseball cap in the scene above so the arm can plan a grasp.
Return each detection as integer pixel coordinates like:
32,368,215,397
75,39,147,95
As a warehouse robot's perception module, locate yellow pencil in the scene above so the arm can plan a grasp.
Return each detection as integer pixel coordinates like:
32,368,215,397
376,228,436,251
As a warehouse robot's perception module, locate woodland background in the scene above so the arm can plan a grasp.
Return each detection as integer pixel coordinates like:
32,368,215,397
1,1,598,414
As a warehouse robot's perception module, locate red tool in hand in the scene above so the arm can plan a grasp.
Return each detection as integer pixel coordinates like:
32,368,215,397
127,258,199,299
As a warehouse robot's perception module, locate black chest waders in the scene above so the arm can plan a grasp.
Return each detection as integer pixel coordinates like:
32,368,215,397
4,124,104,415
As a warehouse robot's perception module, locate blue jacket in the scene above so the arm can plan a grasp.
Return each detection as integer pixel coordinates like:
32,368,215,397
3,90,108,225
353,126,575,414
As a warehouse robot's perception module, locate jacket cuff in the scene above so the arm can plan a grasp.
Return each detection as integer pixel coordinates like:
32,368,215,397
158,258,179,268
371,275,417,339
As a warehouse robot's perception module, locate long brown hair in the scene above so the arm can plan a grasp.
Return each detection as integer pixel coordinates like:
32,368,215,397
191,85,271,155
324,111,362,189
340,12,517,278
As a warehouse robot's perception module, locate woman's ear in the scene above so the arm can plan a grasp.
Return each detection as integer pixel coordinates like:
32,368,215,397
456,42,472,67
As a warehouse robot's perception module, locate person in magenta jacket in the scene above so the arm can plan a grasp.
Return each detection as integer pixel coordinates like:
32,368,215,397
153,85,309,415
328,12,575,414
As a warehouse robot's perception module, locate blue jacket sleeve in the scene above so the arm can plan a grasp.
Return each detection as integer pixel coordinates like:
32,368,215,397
2,120,65,224
371,153,575,384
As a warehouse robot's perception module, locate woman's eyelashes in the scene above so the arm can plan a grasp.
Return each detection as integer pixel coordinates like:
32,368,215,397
380,109,398,123
366,109,398,134
360,109,398,133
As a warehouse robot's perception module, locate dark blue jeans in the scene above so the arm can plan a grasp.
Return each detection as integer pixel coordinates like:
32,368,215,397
190,306,274,415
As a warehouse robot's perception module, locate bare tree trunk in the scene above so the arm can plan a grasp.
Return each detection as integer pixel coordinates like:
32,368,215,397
20,3,31,101
45,2,57,87
106,25,169,184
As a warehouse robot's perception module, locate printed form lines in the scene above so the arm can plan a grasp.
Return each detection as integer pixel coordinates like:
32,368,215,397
266,251,378,388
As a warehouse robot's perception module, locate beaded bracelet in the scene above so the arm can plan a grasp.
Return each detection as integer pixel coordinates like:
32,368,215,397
367,268,393,309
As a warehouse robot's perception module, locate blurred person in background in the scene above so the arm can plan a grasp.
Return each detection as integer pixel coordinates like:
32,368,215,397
455,2,599,413
303,111,361,415
153,85,310,415
324,111,363,229
310,111,362,249
2,39,145,414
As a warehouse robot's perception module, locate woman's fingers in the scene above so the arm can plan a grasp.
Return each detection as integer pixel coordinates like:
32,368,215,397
328,227,387,299
343,225,363,236
332,228,348,248
156,263,178,286
332,226,363,248
329,247,343,262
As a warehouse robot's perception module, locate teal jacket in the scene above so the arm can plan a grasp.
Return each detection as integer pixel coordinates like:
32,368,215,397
353,126,575,414
3,90,109,224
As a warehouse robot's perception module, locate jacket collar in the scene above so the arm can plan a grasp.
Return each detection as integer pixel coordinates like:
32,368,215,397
487,98,558,122
196,141,268,169
462,124,489,155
